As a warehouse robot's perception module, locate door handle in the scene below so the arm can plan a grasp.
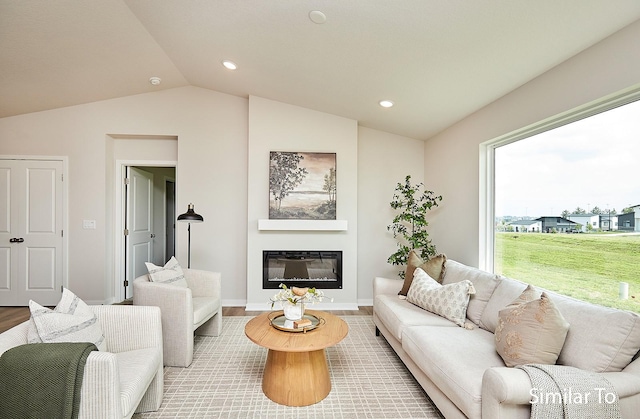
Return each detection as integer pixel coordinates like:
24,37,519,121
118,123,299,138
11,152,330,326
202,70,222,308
9,238,25,243
150,233,156,239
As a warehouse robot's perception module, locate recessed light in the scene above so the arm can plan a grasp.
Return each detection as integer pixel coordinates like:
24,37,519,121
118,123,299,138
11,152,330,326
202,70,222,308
149,77,161,86
309,10,327,24
222,60,237,70
379,100,394,108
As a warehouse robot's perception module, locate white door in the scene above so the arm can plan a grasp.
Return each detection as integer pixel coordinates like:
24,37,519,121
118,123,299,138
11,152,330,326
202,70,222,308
0,159,64,306
125,167,154,299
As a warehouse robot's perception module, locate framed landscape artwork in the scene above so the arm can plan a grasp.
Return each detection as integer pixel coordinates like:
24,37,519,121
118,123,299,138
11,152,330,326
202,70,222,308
269,151,336,220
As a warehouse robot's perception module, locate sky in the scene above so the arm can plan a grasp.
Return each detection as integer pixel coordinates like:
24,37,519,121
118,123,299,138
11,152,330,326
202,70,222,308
495,98,640,218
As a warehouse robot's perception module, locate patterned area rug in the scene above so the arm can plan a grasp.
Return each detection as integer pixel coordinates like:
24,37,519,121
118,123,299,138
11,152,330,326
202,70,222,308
134,315,444,418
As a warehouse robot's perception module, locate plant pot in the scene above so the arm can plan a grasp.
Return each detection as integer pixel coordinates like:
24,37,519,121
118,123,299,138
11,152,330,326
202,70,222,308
283,301,305,321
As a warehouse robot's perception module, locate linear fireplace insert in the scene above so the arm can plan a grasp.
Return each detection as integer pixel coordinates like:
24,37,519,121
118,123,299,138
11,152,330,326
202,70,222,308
262,250,342,289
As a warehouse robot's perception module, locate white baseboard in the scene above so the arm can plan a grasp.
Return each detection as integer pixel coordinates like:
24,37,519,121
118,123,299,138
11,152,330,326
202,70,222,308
357,299,373,306
222,299,247,307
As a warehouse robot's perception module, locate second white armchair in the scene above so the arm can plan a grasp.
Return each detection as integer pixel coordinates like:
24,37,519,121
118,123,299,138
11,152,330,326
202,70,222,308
134,268,222,367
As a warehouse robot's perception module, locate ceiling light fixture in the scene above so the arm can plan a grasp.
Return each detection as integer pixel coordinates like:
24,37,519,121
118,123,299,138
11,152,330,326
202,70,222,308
149,77,161,86
379,100,394,108
309,10,327,24
222,60,237,70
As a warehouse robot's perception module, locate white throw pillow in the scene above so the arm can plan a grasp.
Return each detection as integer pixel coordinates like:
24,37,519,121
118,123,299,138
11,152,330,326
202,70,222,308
28,288,107,351
145,256,188,287
407,268,476,327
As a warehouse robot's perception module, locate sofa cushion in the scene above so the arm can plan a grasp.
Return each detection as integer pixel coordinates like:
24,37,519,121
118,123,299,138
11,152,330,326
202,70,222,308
407,268,475,327
145,256,188,288
399,251,447,296
495,285,569,367
547,290,640,372
480,276,528,332
28,288,107,351
442,260,501,326
374,294,457,342
402,325,505,419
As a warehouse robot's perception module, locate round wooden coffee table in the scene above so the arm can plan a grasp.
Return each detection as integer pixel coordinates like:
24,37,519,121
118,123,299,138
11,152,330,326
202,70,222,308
244,310,348,406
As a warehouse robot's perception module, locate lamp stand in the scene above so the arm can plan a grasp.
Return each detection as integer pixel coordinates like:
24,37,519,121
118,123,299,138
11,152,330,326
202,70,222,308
187,222,192,269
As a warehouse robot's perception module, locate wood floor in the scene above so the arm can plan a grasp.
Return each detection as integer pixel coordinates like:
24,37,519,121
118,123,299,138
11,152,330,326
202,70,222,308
0,305,373,334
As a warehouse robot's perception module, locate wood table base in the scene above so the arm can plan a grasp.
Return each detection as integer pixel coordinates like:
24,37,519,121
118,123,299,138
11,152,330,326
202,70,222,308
262,348,331,406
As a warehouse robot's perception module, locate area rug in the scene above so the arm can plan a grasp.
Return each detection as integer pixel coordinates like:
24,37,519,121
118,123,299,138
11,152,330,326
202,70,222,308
134,316,444,418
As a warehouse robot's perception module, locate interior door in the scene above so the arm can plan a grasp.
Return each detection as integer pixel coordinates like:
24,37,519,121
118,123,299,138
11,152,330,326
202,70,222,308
125,167,154,299
0,159,64,306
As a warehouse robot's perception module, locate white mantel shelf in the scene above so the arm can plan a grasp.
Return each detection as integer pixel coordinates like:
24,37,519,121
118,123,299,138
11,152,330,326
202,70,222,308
258,219,348,231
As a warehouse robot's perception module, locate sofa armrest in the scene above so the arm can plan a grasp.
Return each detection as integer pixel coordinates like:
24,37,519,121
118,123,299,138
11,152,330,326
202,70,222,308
481,367,533,419
78,351,122,419
373,276,403,297
91,305,163,354
0,321,30,356
184,269,221,299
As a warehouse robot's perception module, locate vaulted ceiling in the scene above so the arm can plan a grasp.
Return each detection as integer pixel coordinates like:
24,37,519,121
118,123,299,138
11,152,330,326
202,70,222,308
2,1,640,140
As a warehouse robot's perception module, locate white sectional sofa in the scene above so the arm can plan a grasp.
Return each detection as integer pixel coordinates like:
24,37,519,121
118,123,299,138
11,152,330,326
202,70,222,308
373,259,640,419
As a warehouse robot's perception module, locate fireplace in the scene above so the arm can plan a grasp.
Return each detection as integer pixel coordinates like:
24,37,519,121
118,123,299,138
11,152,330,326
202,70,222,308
262,250,342,289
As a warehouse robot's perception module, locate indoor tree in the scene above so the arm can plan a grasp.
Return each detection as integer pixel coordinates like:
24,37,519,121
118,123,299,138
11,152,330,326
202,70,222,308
387,175,443,278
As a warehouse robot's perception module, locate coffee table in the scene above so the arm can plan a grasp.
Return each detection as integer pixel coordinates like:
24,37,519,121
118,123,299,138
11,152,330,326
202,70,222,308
244,310,348,406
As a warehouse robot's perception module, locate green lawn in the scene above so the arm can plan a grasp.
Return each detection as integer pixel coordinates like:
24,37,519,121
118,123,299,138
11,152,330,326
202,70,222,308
494,232,640,312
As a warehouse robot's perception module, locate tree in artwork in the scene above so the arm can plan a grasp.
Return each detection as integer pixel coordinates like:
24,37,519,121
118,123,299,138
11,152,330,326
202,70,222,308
269,152,308,211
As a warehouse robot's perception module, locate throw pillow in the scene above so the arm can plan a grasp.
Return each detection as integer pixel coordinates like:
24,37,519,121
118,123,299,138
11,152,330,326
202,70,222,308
399,251,447,296
406,268,476,327
28,288,107,351
495,285,569,367
145,256,188,287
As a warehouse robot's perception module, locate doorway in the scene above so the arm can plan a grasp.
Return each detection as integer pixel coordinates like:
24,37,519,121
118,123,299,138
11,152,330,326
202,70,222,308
116,163,176,301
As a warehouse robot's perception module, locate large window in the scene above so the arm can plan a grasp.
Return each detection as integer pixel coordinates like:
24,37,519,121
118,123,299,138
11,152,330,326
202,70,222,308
484,90,640,313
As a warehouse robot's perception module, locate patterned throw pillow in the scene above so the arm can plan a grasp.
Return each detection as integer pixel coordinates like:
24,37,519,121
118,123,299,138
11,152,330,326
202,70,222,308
145,256,188,287
495,285,570,367
399,251,447,296
28,288,107,351
406,268,476,327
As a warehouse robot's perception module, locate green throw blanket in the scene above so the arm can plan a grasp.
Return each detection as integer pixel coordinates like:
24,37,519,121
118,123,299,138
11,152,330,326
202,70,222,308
0,342,97,419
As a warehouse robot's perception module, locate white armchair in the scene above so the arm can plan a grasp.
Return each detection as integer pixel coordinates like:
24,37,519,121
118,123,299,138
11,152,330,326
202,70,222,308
133,268,222,367
0,305,164,419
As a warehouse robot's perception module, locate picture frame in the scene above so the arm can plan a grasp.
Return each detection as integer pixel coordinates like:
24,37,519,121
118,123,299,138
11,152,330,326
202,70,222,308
269,151,336,220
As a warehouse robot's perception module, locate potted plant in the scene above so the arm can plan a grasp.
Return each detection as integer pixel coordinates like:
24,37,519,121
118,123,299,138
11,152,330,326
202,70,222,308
387,175,442,278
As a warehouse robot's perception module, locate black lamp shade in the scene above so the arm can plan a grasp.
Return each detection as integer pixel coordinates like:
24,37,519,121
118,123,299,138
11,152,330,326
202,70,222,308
177,203,204,223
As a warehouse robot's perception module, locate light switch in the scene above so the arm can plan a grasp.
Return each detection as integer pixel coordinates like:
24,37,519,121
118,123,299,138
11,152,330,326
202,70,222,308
83,220,96,229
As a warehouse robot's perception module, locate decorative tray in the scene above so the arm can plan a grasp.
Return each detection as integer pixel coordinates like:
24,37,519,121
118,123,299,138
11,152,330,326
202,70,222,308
268,312,325,333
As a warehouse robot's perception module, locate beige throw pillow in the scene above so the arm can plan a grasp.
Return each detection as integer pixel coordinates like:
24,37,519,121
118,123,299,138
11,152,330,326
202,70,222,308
28,288,107,351
145,256,188,288
495,285,569,367
399,251,447,296
406,268,476,327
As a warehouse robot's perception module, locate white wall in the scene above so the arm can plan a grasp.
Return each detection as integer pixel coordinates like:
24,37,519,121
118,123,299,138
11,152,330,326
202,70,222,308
424,19,640,267
0,86,248,304
246,96,359,310
356,127,425,304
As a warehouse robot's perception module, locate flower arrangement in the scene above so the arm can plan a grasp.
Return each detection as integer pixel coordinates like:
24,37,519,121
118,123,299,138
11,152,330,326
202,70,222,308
270,283,331,309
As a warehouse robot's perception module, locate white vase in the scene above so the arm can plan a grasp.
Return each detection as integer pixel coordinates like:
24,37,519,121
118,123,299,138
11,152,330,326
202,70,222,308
283,301,304,321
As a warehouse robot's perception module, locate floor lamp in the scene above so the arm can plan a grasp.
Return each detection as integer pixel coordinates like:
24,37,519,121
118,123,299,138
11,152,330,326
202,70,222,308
177,203,204,268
